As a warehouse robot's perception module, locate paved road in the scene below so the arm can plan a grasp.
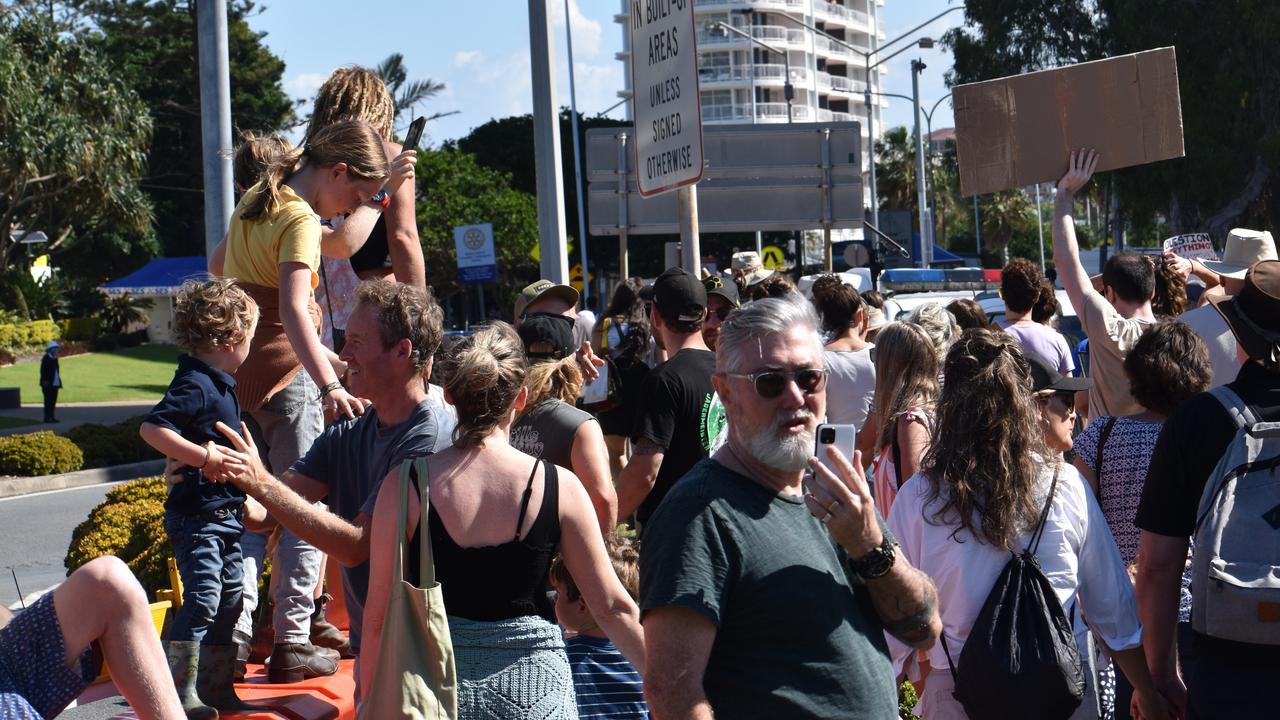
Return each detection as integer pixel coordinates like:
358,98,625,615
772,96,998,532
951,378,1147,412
0,482,121,608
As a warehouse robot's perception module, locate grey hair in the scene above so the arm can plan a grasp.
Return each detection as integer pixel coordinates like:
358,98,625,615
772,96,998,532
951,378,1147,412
715,295,823,373
906,302,960,362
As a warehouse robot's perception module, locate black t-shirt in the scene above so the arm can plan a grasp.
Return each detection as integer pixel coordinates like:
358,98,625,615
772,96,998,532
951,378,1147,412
1136,361,1280,666
510,399,594,470
639,459,899,719
631,348,721,525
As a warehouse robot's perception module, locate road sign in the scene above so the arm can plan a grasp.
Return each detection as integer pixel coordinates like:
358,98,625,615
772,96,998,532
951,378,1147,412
627,0,704,197
569,263,594,292
454,223,496,284
761,245,786,271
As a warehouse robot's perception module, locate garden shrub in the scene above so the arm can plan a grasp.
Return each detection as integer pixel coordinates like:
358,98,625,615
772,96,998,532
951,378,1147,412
65,477,171,597
0,431,83,475
57,317,100,342
0,319,59,355
63,415,158,469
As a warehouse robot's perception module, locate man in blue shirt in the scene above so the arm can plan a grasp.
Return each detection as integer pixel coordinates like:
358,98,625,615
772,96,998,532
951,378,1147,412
205,281,451,681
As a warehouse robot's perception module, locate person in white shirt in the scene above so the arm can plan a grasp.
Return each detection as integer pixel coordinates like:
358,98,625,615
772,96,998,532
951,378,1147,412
886,329,1173,720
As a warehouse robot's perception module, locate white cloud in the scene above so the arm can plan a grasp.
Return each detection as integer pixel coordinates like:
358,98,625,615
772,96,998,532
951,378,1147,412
550,0,604,58
453,50,483,68
283,72,328,99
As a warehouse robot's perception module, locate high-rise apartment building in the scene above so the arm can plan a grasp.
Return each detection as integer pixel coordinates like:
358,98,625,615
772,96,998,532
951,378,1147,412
616,0,889,211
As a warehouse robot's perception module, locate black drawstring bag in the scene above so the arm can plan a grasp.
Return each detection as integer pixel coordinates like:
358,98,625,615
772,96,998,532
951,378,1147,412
940,466,1085,719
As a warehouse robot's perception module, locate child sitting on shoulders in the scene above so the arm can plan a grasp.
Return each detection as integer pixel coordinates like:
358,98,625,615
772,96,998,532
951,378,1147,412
140,277,260,719
550,533,649,720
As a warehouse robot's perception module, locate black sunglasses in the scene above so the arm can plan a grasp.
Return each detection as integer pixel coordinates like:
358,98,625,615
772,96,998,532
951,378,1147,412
709,306,733,322
723,367,828,399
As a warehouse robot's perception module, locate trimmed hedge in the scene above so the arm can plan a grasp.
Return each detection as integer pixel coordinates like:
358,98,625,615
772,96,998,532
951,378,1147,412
65,477,171,596
0,431,83,475
0,319,59,355
56,317,100,342
63,415,158,469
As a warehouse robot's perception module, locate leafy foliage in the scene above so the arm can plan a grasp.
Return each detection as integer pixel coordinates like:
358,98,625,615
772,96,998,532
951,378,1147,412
374,52,448,129
0,430,83,476
0,318,59,355
415,147,539,315
65,477,170,596
98,293,154,335
0,13,153,275
63,415,158,469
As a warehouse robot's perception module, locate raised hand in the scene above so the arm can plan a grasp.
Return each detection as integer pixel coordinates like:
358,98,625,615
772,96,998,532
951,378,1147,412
382,149,417,195
804,447,883,559
1058,148,1099,196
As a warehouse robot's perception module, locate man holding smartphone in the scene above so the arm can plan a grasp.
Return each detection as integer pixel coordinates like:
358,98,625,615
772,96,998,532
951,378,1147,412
639,295,939,720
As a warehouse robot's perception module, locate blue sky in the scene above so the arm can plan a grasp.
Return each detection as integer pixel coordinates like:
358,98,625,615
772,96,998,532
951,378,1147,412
250,0,963,144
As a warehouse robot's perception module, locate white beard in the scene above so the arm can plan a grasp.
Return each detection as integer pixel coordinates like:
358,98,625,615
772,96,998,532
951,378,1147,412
743,411,816,472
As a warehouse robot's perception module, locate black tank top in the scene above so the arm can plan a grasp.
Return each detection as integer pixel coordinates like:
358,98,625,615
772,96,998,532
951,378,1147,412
348,214,391,273
409,459,560,622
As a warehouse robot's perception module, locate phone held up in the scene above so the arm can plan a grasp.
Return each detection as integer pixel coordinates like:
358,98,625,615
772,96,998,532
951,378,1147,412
401,116,426,152
813,423,857,479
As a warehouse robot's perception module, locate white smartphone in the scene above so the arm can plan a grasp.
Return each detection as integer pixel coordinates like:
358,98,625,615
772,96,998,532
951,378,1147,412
581,361,610,406
814,423,858,478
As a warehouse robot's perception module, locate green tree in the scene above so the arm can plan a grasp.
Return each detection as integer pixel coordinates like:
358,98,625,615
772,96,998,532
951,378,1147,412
415,147,539,318
81,0,295,259
979,189,1036,266
374,52,448,130
874,126,919,215
0,14,153,276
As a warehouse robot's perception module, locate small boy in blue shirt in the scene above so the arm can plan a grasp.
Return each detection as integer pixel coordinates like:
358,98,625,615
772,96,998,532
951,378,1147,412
551,534,649,720
140,277,259,719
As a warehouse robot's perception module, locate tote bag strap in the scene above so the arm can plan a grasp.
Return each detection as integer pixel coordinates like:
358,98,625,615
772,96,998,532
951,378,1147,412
395,457,437,589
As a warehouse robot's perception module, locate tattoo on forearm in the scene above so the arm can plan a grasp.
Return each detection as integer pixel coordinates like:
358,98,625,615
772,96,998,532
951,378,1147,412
873,567,939,644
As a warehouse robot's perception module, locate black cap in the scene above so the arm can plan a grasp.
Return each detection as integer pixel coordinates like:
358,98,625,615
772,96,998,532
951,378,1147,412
1026,351,1091,393
517,312,576,360
703,273,740,307
653,267,707,323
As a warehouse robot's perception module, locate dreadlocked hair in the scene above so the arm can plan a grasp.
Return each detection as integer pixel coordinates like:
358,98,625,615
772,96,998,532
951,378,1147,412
306,66,395,141
442,322,528,449
921,328,1049,550
239,120,388,221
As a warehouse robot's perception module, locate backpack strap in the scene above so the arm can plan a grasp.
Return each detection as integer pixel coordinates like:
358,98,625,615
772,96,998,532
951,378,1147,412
1028,465,1062,556
1094,417,1118,493
1209,385,1260,430
940,632,960,680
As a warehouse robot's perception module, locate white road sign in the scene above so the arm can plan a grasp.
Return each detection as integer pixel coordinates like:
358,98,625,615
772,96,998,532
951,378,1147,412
628,0,704,197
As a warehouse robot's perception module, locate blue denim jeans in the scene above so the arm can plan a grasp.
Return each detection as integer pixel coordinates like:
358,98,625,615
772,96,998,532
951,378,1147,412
166,509,245,645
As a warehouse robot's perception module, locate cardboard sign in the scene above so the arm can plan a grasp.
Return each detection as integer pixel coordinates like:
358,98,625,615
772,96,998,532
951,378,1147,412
953,47,1185,197
1164,233,1218,261
628,0,704,197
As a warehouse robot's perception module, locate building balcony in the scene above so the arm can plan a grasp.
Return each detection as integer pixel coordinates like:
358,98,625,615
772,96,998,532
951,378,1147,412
701,101,809,123
695,25,806,50
693,0,806,12
814,2,872,30
698,63,811,87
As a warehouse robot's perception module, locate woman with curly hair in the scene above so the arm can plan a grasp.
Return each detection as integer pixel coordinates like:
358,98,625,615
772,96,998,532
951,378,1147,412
865,322,937,512
885,329,1171,720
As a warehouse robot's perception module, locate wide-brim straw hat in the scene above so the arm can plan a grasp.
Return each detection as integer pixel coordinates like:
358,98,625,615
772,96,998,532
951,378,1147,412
1201,229,1278,279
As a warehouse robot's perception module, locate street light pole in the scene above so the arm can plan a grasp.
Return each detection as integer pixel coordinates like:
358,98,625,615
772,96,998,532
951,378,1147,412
911,59,930,269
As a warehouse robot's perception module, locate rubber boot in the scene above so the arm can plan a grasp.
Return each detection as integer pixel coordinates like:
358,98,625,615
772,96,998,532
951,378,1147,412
166,641,218,720
267,642,339,684
197,645,269,713
309,593,353,659
231,630,252,682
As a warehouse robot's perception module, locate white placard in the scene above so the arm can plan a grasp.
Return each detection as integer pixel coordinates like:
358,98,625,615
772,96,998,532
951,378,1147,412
628,0,704,197
1163,233,1218,261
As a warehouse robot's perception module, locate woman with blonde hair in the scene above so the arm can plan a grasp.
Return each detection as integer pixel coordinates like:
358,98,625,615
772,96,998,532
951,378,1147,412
511,314,617,532
865,321,938,513
362,323,644,719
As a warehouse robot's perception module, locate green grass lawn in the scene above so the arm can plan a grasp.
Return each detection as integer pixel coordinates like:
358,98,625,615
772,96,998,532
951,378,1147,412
0,344,179,403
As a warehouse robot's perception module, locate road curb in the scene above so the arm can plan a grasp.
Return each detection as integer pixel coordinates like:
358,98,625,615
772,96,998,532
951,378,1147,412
0,459,165,499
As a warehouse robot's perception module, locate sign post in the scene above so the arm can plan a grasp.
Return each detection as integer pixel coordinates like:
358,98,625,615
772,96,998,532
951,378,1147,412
628,0,704,273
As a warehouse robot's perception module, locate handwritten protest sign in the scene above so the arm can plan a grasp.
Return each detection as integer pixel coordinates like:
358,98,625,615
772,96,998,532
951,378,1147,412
1163,233,1218,261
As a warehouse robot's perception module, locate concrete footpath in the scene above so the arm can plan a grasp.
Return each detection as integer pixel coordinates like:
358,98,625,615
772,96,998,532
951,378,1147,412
0,400,155,437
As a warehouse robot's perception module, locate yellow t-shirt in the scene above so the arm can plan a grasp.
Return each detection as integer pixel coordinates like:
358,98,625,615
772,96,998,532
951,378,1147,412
223,183,322,289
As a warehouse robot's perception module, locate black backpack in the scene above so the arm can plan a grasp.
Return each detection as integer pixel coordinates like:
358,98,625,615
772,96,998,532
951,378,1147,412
940,467,1086,719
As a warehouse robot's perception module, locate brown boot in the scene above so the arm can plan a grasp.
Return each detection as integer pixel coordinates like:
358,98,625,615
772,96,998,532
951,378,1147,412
266,642,338,684
197,645,269,713
309,593,353,659
166,641,218,720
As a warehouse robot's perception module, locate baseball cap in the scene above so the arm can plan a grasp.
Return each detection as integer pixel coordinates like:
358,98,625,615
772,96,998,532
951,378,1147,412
516,312,576,360
514,280,579,321
653,267,707,323
1025,351,1091,393
702,273,740,308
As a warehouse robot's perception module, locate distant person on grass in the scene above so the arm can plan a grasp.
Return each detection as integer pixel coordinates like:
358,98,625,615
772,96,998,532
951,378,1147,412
39,340,61,423
139,278,261,718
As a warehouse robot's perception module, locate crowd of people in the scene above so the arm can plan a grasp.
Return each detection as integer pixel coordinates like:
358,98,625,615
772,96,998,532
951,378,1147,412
0,66,1276,720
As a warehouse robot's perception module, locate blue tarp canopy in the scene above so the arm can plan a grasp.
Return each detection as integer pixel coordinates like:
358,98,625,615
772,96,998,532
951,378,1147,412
911,233,965,266
101,256,208,296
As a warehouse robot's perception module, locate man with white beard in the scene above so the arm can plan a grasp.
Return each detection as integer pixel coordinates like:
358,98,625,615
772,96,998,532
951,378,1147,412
639,296,941,720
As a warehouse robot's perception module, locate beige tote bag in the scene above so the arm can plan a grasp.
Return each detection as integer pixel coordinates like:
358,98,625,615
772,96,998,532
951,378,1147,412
358,458,458,720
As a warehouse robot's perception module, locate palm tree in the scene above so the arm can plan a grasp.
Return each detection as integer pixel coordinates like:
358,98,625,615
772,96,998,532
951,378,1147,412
979,189,1035,265
874,126,918,214
375,53,450,130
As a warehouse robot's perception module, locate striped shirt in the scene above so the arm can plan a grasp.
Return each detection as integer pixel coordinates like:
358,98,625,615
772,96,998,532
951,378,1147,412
565,635,648,719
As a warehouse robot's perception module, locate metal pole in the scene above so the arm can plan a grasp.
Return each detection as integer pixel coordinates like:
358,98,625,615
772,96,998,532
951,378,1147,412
866,85,878,229
679,185,701,276
748,17,756,122
784,51,793,124
911,59,929,269
196,0,233,258
974,195,981,256
564,0,589,304
1035,183,1046,271
756,231,763,256
617,132,629,279
478,282,487,320
527,0,569,284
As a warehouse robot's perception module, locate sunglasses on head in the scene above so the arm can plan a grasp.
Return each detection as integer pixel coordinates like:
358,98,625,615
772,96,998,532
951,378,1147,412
723,367,828,399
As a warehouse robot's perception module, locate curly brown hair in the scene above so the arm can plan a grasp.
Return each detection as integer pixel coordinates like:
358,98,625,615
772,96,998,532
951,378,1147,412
1031,281,1059,324
306,66,395,142
172,278,258,354
921,328,1049,550
549,532,639,602
1150,256,1188,318
1124,321,1211,415
1001,258,1043,314
353,280,443,373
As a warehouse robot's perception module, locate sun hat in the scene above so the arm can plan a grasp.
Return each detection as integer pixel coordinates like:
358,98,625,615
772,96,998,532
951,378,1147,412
731,251,774,286
1200,229,1278,279
514,279,579,321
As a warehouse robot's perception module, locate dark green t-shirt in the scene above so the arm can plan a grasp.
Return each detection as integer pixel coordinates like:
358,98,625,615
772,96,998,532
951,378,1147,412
639,458,898,719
